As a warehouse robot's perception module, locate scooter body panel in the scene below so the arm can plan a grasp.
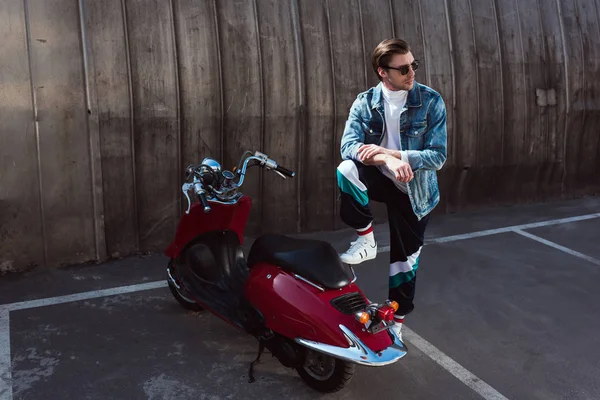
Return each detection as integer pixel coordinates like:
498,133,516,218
165,196,252,259
244,262,394,352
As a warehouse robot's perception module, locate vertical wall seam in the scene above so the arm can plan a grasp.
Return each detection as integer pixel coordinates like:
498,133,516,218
290,0,306,233
325,0,338,229
596,0,600,53
556,0,569,195
575,0,587,168
443,0,457,167
23,0,47,266
515,0,528,161
251,0,265,231
492,0,506,165
535,0,550,161
417,1,430,86
594,0,600,173
212,0,224,162
358,0,367,87
77,0,106,261
388,0,395,37
169,0,182,215
121,0,140,251
467,0,480,166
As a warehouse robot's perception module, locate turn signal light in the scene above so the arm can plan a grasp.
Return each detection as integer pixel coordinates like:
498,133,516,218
355,311,370,324
388,300,399,311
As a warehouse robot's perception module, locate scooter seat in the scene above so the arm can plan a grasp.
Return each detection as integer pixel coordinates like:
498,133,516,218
247,234,353,289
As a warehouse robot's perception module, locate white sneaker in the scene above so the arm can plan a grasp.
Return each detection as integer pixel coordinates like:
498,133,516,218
390,322,403,342
390,316,404,342
339,236,377,264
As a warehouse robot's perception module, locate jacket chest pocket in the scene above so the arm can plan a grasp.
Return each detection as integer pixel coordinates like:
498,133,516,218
402,121,427,138
364,121,384,143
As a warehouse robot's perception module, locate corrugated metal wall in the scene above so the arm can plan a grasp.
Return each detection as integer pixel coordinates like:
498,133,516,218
1,0,599,271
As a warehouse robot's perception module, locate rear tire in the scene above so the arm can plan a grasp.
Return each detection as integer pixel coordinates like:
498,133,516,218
296,350,355,393
167,262,203,311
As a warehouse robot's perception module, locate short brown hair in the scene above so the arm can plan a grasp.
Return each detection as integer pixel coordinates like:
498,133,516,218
372,39,411,81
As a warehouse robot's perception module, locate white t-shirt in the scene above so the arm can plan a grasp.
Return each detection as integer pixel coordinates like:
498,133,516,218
378,84,408,193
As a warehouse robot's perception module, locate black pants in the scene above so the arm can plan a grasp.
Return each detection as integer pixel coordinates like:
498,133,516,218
338,160,429,316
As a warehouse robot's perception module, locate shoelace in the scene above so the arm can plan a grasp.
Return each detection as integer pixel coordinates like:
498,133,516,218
346,238,373,255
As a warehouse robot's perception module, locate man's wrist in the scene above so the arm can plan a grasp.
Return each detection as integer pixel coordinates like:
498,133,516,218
387,150,401,160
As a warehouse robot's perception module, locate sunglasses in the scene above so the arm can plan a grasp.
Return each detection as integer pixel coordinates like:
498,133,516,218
385,60,419,75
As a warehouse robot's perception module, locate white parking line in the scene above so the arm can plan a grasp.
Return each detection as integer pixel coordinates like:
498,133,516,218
0,281,167,313
513,229,600,266
0,282,167,400
428,213,600,244
404,326,509,400
377,212,600,252
1,211,599,400
0,311,11,400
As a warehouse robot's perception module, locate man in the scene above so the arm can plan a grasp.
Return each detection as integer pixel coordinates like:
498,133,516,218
337,38,447,340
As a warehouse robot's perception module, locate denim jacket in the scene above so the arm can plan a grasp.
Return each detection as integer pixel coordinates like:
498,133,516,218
340,81,448,220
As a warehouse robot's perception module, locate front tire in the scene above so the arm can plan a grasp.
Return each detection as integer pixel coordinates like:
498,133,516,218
296,350,355,393
167,262,203,311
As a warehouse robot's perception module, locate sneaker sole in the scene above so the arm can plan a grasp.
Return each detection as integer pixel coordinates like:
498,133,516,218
340,252,377,265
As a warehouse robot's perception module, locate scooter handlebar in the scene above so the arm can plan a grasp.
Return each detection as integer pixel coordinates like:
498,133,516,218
193,182,211,213
198,191,211,213
275,164,295,178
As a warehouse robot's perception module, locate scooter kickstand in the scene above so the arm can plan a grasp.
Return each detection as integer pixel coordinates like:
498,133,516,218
248,340,266,383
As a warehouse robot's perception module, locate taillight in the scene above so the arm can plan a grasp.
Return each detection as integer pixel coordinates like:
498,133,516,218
354,311,370,324
377,306,395,322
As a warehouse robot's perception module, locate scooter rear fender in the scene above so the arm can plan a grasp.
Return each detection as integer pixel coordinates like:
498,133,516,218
244,262,406,365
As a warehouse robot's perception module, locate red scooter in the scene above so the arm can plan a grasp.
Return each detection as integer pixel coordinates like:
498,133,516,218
165,151,407,393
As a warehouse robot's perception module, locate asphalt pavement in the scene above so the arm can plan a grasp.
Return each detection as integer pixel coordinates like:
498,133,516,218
1,196,599,400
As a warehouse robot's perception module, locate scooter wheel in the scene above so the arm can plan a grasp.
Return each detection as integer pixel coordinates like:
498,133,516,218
296,350,355,393
167,264,203,311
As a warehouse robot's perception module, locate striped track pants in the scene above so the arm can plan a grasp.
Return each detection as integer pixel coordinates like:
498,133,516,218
337,159,430,316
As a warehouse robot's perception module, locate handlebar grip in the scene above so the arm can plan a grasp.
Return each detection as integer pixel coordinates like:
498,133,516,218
275,164,295,178
197,191,211,213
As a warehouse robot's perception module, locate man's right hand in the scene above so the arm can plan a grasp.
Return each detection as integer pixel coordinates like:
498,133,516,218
386,157,414,183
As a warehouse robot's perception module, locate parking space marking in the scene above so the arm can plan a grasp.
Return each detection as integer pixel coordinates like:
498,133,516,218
404,326,509,400
0,282,167,400
0,281,167,313
0,311,11,400
376,213,600,252
513,229,600,266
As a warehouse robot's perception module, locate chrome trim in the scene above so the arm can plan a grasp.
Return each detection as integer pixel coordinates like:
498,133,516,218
295,324,407,367
350,266,357,283
201,157,222,172
235,155,262,187
167,268,180,290
293,274,325,292
205,196,242,206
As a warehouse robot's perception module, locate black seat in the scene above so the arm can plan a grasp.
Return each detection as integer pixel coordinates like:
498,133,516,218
247,234,353,289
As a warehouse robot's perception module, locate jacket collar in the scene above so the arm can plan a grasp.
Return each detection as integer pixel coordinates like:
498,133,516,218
372,81,422,110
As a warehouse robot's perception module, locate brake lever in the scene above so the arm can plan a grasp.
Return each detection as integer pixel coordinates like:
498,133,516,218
182,182,193,214
273,170,287,179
